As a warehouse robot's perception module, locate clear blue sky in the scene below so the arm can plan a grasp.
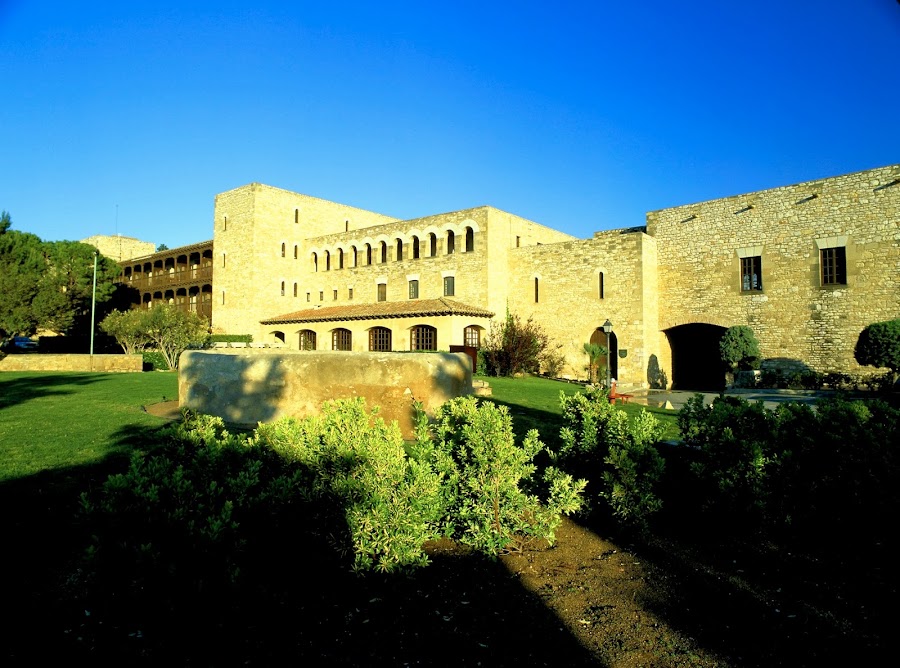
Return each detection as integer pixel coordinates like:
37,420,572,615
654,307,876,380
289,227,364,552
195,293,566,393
2,1,898,249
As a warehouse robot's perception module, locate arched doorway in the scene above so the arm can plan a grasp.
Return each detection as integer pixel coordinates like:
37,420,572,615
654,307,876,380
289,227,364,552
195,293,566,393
664,323,728,390
589,328,618,382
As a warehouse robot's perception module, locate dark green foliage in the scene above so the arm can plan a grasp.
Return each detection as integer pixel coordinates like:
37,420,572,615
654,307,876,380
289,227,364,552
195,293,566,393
480,310,555,376
142,350,170,370
855,319,900,377
676,393,900,537
719,325,761,371
556,386,665,530
208,333,254,344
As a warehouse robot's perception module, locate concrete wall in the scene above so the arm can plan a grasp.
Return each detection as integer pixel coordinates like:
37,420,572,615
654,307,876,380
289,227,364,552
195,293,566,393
179,349,473,437
0,354,144,373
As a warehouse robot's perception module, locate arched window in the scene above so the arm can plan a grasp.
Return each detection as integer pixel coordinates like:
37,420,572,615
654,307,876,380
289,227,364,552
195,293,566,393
464,325,481,348
412,235,420,259
332,328,352,351
312,252,318,272
280,281,285,296
369,326,392,352
293,282,298,297
380,241,387,263
325,251,331,271
410,325,437,351
446,230,455,254
281,243,286,257
273,331,286,344
351,245,358,267
465,227,474,252
429,233,437,257
338,249,344,269
366,244,372,265
396,238,403,261
299,330,316,350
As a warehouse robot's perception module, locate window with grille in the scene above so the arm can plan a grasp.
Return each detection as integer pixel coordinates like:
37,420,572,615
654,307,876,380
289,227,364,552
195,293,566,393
464,326,480,348
299,330,316,351
369,327,392,351
820,247,847,285
410,325,437,351
443,276,455,297
377,283,387,302
332,328,352,351
741,256,763,292
409,280,419,299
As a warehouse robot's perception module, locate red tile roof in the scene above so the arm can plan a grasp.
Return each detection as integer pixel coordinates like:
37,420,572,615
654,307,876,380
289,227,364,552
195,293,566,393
261,297,494,324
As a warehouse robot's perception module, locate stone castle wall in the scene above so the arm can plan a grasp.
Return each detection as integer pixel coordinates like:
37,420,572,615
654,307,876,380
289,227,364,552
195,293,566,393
82,234,156,261
647,164,900,373
0,354,144,373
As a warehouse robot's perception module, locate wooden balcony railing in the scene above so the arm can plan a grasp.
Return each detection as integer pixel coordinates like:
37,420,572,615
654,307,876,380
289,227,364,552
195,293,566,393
120,266,213,290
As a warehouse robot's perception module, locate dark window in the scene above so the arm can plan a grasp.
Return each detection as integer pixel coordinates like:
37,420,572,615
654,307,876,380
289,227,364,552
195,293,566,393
377,283,387,302
294,209,299,224
412,235,420,259
333,289,338,301
409,279,419,299
821,247,847,285
465,227,474,252
348,288,354,300
369,327,392,351
429,233,437,257
447,230,455,254
325,251,331,271
410,325,437,351
366,244,372,265
534,277,539,303
306,292,311,302
396,238,403,261
294,245,298,259
281,243,286,257
299,330,316,350
464,326,480,348
313,253,318,272
293,283,298,297
351,245,358,267
332,328,352,351
280,281,285,296
224,216,227,231
339,249,344,269
380,241,387,263
598,272,605,299
443,276,455,297
319,291,324,301
741,256,763,292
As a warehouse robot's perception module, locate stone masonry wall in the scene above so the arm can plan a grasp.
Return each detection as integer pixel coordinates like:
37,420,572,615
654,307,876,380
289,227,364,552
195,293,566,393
647,164,900,374
0,354,144,373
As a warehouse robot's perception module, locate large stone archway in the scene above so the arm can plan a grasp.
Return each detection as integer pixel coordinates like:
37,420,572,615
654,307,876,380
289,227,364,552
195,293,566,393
664,323,727,390
589,328,618,383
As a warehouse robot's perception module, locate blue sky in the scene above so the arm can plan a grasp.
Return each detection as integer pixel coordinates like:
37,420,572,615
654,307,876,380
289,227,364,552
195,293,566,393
2,1,898,249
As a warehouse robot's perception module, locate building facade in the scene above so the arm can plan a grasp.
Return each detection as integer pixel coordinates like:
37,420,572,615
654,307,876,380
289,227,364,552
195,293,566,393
118,164,900,389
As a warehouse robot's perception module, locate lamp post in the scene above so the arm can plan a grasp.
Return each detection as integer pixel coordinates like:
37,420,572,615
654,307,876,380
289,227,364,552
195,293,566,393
602,319,613,392
90,251,98,361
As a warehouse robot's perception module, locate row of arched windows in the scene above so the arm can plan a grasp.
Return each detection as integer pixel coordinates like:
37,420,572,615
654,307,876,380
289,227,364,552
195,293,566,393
289,325,482,352
309,227,475,273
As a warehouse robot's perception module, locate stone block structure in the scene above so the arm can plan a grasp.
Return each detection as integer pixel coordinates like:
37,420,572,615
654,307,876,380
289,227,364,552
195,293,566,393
117,163,899,391
0,354,143,373
179,349,473,437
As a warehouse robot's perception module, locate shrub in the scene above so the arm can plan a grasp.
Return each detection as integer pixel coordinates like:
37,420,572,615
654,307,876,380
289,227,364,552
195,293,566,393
855,319,900,383
719,325,761,371
417,396,585,553
142,350,170,370
480,309,555,377
209,333,254,344
556,386,665,530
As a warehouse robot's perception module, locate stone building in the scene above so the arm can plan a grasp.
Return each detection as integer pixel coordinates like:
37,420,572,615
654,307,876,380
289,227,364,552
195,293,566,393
118,163,900,389
81,234,156,262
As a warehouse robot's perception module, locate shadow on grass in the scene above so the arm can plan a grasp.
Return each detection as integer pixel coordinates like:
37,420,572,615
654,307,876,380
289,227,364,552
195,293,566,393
0,372,109,410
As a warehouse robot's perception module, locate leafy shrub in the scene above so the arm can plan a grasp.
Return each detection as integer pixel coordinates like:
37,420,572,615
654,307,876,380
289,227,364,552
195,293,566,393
142,350,170,370
719,325,761,371
209,333,254,344
855,319,900,378
417,396,585,553
480,309,556,377
556,386,665,529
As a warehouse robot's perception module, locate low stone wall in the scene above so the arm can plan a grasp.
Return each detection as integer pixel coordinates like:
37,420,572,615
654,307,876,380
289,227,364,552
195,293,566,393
179,350,473,437
0,353,144,373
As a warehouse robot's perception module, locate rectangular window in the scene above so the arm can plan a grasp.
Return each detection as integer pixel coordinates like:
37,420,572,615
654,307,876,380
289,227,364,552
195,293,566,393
348,288,354,300
306,292,311,302
332,329,352,351
333,289,338,301
598,272,605,299
821,247,847,285
409,279,419,299
443,276,455,297
740,256,763,292
534,277,539,303
319,291,324,301
293,283,298,297
377,283,387,302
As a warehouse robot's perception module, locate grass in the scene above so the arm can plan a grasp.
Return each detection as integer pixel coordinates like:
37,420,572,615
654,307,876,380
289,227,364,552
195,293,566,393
0,371,178,482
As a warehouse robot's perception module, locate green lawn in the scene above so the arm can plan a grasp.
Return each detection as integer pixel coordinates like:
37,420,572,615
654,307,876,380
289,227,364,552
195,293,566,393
0,371,178,482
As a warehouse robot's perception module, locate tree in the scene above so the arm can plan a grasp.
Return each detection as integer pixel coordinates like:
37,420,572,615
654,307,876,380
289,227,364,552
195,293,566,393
481,310,554,377
719,325,761,371
583,342,608,384
0,210,11,235
855,319,900,384
142,305,209,369
0,227,44,339
156,244,169,252
100,309,150,355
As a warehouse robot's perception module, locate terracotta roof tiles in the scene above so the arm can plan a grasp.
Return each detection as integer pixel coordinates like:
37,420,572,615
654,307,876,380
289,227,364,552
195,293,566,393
261,298,494,324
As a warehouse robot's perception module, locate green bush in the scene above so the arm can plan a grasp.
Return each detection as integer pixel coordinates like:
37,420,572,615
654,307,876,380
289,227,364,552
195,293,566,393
480,310,555,377
855,319,900,379
719,325,761,371
556,386,665,530
209,333,254,344
417,396,585,554
142,350,170,370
